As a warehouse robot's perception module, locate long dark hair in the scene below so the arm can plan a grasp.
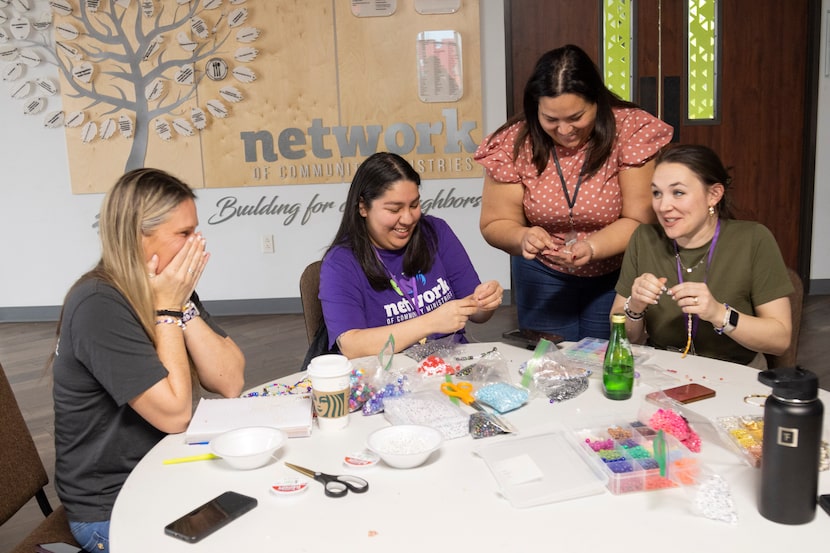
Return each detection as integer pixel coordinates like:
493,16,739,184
490,44,638,177
328,152,437,290
654,144,735,219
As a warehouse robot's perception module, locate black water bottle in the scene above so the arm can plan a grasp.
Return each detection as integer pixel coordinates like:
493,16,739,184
758,366,824,524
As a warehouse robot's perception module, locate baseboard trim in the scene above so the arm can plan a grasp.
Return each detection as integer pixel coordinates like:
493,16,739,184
808,278,830,295
0,298,304,323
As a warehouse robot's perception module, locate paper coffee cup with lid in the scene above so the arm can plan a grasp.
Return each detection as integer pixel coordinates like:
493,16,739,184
307,354,352,431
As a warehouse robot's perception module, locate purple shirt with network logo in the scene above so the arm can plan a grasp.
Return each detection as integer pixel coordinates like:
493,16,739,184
319,215,482,348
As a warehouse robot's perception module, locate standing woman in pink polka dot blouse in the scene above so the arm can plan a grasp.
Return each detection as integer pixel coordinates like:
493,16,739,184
475,44,673,341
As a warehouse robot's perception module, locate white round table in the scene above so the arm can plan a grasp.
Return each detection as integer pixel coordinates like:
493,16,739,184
110,342,830,552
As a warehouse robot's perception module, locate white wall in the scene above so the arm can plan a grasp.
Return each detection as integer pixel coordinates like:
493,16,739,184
0,3,509,316
813,1,830,290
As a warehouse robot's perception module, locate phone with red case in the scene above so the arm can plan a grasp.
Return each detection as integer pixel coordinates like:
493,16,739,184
647,383,716,404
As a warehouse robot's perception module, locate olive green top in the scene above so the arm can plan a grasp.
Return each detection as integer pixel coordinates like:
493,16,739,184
616,219,793,365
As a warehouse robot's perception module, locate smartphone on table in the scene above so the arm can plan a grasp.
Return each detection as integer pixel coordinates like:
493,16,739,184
502,328,564,349
646,383,716,404
35,544,82,553
164,491,257,543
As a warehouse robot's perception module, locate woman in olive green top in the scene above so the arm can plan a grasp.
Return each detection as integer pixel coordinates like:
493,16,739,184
612,145,792,366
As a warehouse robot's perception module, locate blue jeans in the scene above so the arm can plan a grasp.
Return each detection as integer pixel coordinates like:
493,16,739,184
69,520,109,553
511,256,618,342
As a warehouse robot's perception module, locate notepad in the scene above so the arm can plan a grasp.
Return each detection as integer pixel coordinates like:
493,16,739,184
185,394,313,443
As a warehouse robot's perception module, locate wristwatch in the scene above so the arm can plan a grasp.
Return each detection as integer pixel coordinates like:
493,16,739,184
715,304,739,334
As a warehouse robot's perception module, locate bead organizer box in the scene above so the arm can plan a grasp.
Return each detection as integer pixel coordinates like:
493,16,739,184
572,421,700,495
559,337,654,370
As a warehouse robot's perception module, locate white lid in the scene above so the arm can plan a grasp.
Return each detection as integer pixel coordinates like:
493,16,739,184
475,431,608,508
307,354,352,378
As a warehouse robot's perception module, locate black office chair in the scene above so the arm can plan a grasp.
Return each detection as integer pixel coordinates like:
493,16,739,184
0,361,82,553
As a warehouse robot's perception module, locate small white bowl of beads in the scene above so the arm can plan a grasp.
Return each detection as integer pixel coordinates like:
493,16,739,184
366,425,443,469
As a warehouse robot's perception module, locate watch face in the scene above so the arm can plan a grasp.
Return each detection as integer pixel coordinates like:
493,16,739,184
728,308,740,327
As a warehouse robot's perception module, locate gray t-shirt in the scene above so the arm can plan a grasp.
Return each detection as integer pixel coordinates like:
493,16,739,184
53,278,224,521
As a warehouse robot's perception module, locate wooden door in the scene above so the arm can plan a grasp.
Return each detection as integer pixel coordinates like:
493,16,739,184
504,0,818,277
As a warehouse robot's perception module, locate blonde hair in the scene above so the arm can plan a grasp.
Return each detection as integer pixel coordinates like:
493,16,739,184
92,169,196,339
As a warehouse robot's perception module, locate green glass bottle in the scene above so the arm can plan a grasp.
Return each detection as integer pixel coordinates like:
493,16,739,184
603,313,634,400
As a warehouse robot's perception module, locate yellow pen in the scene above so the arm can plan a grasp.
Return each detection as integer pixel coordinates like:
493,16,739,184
162,453,219,465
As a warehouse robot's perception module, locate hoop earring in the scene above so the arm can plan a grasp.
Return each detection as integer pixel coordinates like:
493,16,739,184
708,206,715,216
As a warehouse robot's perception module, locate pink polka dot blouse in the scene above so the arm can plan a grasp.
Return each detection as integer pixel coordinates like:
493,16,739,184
475,107,672,277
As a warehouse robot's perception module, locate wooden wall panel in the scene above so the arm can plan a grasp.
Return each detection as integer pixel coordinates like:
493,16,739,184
54,0,481,193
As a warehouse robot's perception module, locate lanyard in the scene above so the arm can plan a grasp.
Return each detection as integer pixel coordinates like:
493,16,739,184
374,249,422,316
551,146,587,227
673,219,721,339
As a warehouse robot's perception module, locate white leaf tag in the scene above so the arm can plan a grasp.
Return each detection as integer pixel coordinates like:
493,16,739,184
72,62,94,84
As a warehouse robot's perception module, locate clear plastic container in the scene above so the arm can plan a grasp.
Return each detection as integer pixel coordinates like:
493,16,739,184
571,421,700,494
714,415,763,468
476,431,608,508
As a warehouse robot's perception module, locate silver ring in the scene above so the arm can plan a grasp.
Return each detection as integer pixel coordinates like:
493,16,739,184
148,273,155,279
187,268,194,275
693,296,699,305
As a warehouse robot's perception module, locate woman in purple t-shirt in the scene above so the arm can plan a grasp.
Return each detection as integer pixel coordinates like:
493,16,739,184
320,152,503,358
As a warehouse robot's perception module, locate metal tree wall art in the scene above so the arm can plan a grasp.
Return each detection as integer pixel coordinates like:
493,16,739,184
3,1,483,191
1,0,260,176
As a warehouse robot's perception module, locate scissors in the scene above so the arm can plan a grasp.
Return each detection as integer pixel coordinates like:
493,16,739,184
284,462,369,498
440,381,487,410
440,382,516,433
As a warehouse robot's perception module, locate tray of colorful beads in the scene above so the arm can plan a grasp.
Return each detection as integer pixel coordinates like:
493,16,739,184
571,421,700,494
714,415,763,468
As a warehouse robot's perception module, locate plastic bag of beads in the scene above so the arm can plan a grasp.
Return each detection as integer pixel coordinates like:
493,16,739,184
346,364,374,413
416,354,461,377
360,373,409,415
348,335,410,415
518,339,591,403
681,464,738,524
469,411,507,439
396,353,466,395
382,390,469,439
474,382,529,414
453,346,510,386
638,394,703,453
401,333,464,362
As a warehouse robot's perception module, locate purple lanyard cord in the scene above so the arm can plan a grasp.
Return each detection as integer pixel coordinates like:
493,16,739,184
374,248,422,316
673,219,721,339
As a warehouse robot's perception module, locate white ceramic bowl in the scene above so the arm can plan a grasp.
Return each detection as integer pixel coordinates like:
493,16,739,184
366,425,443,469
210,426,286,470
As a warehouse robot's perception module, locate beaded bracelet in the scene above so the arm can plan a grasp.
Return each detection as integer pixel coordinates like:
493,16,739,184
181,300,200,324
156,316,186,330
714,303,731,335
244,377,312,397
623,296,646,320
